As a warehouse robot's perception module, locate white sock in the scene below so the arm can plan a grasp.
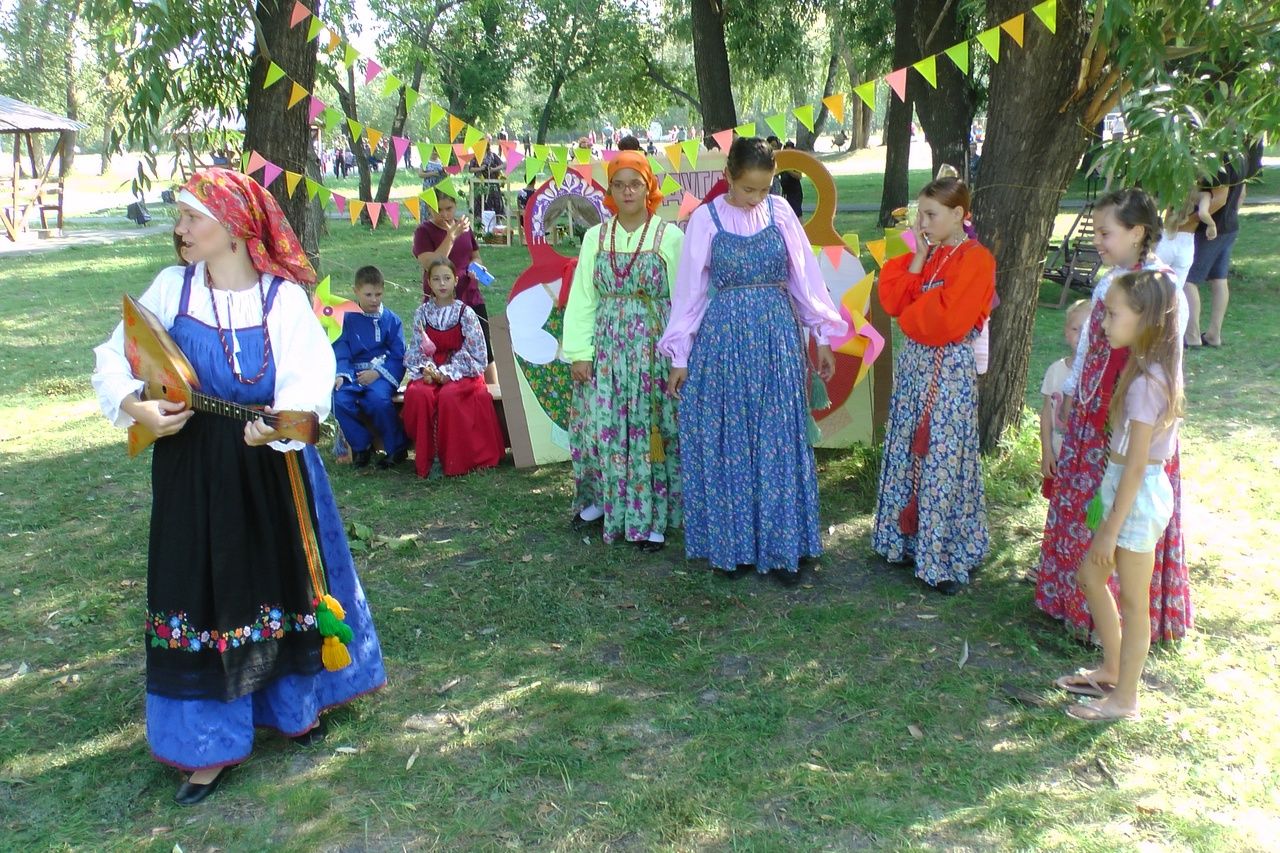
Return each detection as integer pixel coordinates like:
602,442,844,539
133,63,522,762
577,504,604,522
647,531,665,543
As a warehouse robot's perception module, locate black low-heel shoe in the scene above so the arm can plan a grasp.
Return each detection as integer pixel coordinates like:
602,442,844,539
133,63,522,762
174,765,234,806
774,569,802,587
570,511,603,531
633,540,665,553
934,580,962,596
291,718,327,747
712,566,744,580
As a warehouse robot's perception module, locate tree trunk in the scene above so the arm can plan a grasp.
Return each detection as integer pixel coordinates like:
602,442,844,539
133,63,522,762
838,36,872,151
375,59,422,204
537,77,564,145
690,0,737,133
795,47,840,151
244,0,320,265
912,0,976,176
334,65,373,224
878,0,917,226
973,0,1093,452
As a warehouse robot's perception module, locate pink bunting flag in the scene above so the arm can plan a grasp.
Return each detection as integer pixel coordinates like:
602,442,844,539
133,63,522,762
245,150,268,175
822,244,844,268
602,149,619,162
711,129,734,153
676,192,701,221
505,149,525,174
261,162,283,189
332,194,347,214
385,202,401,228
289,1,311,28
308,96,326,123
391,135,410,161
364,59,382,85
886,68,908,102
366,202,382,229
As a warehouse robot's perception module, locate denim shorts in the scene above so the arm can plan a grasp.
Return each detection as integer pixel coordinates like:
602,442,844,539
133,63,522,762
1187,228,1239,283
1099,460,1174,553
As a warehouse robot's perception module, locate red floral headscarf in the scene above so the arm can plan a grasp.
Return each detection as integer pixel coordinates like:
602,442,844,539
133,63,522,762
603,152,663,215
180,168,317,285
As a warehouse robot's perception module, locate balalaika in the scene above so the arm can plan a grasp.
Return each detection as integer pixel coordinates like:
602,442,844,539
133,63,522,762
121,294,319,457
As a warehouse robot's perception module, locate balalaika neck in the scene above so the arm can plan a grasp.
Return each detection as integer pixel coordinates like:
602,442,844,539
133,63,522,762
190,391,265,424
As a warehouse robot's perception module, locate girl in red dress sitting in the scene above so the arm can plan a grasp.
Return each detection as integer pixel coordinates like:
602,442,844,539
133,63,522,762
401,259,505,477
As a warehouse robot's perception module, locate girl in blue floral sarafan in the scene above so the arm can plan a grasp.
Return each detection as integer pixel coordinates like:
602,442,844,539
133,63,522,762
659,137,846,585
91,169,386,805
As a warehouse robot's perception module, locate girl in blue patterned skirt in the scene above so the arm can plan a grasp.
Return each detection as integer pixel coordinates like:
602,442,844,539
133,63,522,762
659,137,846,584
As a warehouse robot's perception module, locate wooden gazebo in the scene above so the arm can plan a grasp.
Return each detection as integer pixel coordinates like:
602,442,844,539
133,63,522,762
0,95,84,241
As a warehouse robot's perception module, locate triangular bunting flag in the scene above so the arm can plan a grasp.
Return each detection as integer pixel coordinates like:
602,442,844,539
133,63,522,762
348,199,365,225
822,244,844,268
421,188,438,211
676,192,700,221
660,174,681,196
342,44,359,70
434,143,453,165
321,107,343,133
435,176,459,199
287,82,308,109
289,2,311,28
977,27,1001,62
385,202,400,228
711,128,734,152
261,162,283,188
314,184,331,208
474,139,490,163
448,115,465,142
346,117,363,141
866,238,887,267
417,143,432,166
326,31,340,53
308,96,326,123
381,74,401,97
429,103,447,128
884,229,911,259
1001,14,1025,47
821,93,845,125
284,170,303,198
944,41,970,74
532,143,550,161
366,202,381,229
793,105,816,132
681,138,700,169
305,177,321,200
765,113,787,140
841,232,860,256
263,62,286,89
364,59,382,85
404,195,421,221
734,122,756,138
647,155,665,175
570,164,593,182
664,142,682,170
602,149,618,161
404,88,418,113
463,125,483,147
525,157,543,184
550,144,568,163
1032,0,1057,33
853,80,876,110
549,159,568,186
246,151,268,175
240,151,250,172
452,143,470,164
333,194,347,215
913,55,938,88
392,136,410,162
574,146,591,165
366,128,383,151
506,149,525,175
306,17,323,41
886,68,908,102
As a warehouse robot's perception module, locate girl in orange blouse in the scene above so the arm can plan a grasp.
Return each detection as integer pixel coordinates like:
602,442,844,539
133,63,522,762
871,176,995,594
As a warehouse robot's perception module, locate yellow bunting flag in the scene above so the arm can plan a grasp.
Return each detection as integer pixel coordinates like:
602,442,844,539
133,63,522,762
976,27,1001,62
734,122,756,138
853,80,876,110
428,103,446,128
1032,0,1057,33
793,105,816,132
366,128,383,151
263,62,286,89
866,238,887,267
403,195,421,221
463,124,483,147
660,174,682,196
549,159,568,185
664,142,683,169
681,138,700,169
1001,14,1025,47
342,44,358,69
913,55,938,88
765,113,787,140
448,115,465,142
381,74,401,97
822,93,845,125
944,41,970,74
574,146,591,165
306,17,323,40
348,199,365,225
284,170,303,198
346,117,363,141
287,82,308,109
474,139,490,162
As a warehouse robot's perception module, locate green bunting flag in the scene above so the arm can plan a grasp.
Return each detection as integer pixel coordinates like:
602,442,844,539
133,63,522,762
765,113,787,141
913,55,938,88
680,138,700,169
793,105,815,132
976,27,1001,62
263,62,286,89
943,42,969,74
1032,0,1057,33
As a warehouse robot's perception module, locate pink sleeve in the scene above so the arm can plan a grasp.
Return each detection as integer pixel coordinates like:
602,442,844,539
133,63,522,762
773,198,847,344
657,206,714,368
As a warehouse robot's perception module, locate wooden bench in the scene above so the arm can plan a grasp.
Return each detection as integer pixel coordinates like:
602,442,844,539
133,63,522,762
1041,202,1103,309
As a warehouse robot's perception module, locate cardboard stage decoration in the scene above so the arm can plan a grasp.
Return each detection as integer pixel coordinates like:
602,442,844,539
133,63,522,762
491,152,892,468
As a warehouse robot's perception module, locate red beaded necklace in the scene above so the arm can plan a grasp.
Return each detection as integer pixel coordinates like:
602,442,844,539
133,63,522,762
608,214,654,286
205,265,273,385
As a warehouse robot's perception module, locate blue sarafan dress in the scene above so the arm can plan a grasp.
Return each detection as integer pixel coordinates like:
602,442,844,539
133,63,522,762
659,196,846,574
93,264,386,771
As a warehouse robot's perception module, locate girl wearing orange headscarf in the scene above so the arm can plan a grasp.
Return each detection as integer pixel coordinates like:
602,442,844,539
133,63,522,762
91,169,386,804
561,152,684,551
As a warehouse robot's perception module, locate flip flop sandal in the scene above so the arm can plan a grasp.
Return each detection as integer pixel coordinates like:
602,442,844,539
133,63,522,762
1053,670,1115,698
1066,701,1139,723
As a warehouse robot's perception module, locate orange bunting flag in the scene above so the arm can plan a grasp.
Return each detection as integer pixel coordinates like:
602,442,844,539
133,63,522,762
821,93,845,125
287,82,308,109
474,139,490,163
326,31,340,53
404,195,421,221
1001,14,1025,47
448,114,465,142
365,127,383,151
664,142,683,170
348,200,365,225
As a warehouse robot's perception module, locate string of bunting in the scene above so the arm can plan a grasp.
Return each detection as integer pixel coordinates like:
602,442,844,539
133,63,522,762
245,0,1057,230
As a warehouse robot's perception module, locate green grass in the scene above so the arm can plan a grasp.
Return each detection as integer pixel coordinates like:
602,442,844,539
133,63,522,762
1,204,1278,851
